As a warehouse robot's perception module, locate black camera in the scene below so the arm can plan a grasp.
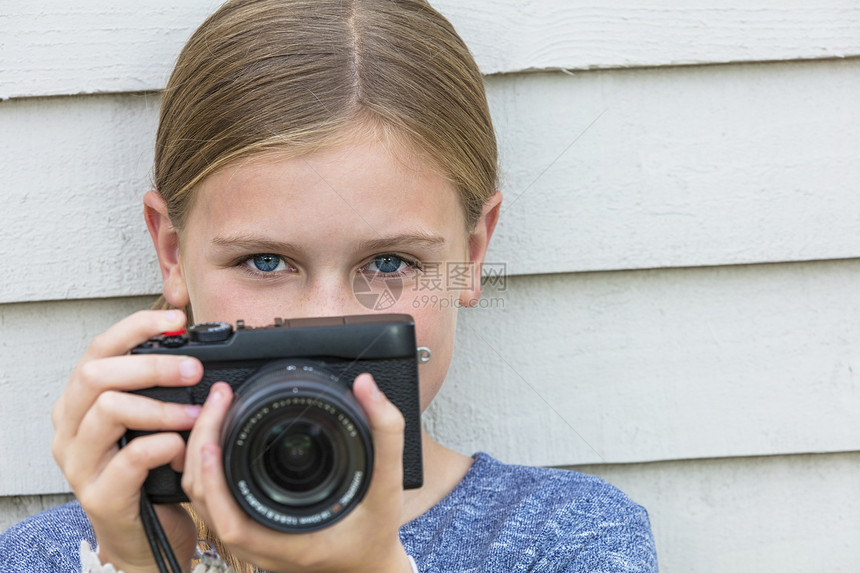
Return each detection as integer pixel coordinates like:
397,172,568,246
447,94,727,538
125,313,423,532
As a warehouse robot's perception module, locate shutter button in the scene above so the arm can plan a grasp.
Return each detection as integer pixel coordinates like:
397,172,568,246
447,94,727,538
161,329,187,348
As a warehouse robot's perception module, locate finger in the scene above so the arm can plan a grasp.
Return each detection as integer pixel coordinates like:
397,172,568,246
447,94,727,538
54,309,188,435
62,392,201,483
194,442,257,550
78,431,187,522
82,310,187,362
56,354,202,439
182,382,232,503
352,374,406,498
183,384,263,551
80,354,203,392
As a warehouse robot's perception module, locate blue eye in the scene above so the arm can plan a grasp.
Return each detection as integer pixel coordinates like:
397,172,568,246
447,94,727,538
248,254,286,272
369,255,407,274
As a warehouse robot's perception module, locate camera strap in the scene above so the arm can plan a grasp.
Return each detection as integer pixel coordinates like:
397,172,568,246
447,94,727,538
139,491,183,573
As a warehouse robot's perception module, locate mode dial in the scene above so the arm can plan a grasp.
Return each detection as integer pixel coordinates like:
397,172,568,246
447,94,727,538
188,322,234,343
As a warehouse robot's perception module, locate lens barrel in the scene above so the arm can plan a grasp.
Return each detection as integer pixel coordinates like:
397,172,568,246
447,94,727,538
221,361,373,532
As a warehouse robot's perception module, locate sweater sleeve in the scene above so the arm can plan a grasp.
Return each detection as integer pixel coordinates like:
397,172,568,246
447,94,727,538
0,501,95,572
535,493,658,573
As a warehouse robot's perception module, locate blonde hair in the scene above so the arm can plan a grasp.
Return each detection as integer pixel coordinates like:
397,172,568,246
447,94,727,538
153,0,497,569
155,0,497,232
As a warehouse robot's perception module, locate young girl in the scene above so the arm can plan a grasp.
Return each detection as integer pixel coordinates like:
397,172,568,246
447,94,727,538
0,0,657,571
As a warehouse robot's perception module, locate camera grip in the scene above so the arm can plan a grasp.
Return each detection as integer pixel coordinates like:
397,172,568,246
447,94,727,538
123,385,195,503
142,463,189,504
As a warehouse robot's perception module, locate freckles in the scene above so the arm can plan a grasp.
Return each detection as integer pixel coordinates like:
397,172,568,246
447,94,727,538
191,285,255,324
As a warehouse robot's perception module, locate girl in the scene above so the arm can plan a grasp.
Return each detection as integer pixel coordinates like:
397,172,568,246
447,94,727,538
0,0,657,571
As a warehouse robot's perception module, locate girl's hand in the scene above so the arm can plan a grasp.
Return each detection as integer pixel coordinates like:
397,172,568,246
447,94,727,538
51,310,203,572
182,374,414,573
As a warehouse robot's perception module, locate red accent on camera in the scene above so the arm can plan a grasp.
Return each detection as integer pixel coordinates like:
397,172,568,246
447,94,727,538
162,329,187,337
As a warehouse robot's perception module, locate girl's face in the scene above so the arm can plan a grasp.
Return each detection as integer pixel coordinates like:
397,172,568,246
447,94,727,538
148,137,499,410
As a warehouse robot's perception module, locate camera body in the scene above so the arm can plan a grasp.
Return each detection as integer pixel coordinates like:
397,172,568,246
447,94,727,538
126,313,423,532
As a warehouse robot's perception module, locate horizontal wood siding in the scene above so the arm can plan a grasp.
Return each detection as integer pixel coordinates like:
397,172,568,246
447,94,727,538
425,261,860,465
4,258,860,494
0,297,158,495
1,2,858,569
572,452,860,572
3,1,860,98
3,59,860,303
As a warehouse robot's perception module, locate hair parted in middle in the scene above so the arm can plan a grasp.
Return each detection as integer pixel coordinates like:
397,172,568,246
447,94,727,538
155,0,498,234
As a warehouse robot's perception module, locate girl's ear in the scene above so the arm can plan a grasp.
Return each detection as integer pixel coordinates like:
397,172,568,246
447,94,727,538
460,191,503,307
143,190,191,308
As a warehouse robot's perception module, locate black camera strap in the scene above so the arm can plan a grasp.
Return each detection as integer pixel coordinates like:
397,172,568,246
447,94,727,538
139,492,183,573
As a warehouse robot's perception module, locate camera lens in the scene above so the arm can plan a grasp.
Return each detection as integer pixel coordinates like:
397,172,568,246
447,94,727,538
221,360,373,532
265,425,330,492
251,417,347,506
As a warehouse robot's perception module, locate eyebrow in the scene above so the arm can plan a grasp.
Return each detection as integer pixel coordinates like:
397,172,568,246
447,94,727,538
357,232,447,252
211,234,301,255
210,231,446,254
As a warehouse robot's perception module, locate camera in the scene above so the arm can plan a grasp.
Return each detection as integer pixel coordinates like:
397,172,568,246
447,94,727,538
124,313,423,532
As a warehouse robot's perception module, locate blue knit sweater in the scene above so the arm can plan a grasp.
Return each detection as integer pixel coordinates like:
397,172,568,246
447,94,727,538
0,453,658,572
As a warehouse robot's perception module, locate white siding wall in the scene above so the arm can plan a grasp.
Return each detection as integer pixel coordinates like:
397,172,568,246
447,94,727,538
2,1,859,570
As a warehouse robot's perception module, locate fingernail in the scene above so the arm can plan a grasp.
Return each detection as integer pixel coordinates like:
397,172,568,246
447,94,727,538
185,406,202,419
207,386,223,404
165,310,180,323
179,359,198,380
365,374,382,401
